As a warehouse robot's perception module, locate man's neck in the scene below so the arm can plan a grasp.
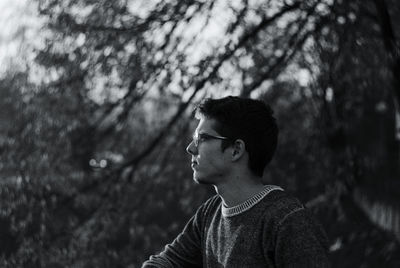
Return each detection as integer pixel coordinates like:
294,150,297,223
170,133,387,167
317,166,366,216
214,177,265,207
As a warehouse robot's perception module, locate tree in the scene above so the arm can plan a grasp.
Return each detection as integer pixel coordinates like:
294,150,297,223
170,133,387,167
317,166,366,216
1,0,399,266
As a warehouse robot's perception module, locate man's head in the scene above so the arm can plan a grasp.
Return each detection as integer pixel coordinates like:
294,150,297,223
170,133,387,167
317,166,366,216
187,96,278,179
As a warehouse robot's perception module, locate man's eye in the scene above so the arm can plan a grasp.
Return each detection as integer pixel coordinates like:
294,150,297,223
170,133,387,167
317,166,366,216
198,134,207,141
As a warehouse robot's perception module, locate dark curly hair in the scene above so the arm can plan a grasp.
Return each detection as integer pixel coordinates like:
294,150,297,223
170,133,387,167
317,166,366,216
195,96,278,177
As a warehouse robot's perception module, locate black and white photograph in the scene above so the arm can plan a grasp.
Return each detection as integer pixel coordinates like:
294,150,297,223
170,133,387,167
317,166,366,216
0,0,399,267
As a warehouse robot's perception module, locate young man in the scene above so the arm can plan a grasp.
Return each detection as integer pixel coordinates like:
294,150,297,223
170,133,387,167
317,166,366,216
142,96,330,267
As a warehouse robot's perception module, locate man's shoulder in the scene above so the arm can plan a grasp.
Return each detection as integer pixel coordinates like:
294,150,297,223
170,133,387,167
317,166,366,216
203,194,222,210
262,187,303,208
195,194,222,217
259,189,305,223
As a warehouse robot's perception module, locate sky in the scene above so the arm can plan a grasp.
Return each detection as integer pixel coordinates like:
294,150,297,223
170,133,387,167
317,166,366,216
0,0,43,76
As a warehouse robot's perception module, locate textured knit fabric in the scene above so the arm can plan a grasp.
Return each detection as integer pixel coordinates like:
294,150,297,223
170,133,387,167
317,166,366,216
221,185,283,217
142,186,330,268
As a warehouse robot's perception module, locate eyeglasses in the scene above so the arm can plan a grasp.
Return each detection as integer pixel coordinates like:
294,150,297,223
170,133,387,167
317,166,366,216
192,132,229,148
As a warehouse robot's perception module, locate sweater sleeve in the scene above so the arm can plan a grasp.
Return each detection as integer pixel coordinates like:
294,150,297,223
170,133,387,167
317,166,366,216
274,208,331,268
142,196,218,268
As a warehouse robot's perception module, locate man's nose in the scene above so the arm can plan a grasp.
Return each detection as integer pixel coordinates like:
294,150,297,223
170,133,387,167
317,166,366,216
186,141,197,155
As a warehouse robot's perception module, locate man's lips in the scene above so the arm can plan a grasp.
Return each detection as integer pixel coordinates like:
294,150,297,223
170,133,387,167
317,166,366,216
191,161,198,169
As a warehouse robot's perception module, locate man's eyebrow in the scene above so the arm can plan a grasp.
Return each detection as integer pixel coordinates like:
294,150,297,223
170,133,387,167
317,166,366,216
196,131,208,136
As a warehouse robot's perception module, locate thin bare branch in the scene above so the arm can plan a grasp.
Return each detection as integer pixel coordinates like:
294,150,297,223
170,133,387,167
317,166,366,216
373,0,400,107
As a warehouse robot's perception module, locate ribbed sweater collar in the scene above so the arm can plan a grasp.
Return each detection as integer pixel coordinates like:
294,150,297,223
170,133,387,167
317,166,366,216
221,185,284,217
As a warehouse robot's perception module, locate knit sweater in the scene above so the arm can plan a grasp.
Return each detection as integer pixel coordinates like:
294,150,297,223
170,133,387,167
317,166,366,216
142,185,330,268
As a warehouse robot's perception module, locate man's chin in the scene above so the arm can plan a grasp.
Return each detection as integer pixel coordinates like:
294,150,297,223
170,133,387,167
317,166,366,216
193,176,211,185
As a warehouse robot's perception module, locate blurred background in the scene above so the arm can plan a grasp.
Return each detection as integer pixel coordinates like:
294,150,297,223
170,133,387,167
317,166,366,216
0,0,400,267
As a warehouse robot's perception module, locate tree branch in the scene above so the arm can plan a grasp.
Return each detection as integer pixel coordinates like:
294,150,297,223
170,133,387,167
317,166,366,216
242,2,325,96
373,0,400,107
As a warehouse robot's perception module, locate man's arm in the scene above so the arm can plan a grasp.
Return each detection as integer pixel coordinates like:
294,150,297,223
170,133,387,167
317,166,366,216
274,208,331,268
142,195,220,268
142,213,203,268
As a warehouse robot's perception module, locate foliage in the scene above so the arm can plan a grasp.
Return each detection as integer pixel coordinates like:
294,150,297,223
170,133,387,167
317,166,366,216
1,0,400,267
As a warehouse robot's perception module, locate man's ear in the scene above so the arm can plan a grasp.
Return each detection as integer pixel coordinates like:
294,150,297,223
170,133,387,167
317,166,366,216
231,139,246,161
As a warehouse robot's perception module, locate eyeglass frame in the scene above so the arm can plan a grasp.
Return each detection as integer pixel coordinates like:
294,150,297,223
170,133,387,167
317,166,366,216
192,132,229,148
